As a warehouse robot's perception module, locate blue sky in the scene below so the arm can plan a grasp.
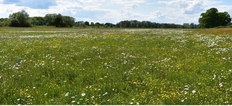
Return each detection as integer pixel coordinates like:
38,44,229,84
0,0,232,24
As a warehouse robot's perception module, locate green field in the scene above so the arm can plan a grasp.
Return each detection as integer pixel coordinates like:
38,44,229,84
1,27,232,105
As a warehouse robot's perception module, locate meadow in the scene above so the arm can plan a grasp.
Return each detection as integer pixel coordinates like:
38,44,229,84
0,27,232,105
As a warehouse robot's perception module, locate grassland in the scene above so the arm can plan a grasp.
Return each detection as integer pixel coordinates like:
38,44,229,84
0,27,232,105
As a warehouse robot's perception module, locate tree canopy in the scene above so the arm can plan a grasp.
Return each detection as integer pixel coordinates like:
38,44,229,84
9,10,31,27
44,13,75,27
199,8,231,28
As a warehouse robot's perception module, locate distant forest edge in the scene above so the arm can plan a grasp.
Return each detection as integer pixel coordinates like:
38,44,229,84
0,8,231,28
0,10,198,29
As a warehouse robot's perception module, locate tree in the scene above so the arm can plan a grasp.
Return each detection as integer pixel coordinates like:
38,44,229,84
218,12,231,26
29,16,46,26
9,10,31,27
84,21,90,26
44,13,57,26
0,18,10,27
199,8,231,28
62,16,75,27
44,13,75,27
76,21,85,27
95,22,101,28
54,14,63,27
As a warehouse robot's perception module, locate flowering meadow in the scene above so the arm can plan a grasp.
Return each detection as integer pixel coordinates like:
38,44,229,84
0,27,232,105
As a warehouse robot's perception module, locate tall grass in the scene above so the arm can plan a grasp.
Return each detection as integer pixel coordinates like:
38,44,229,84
0,27,232,104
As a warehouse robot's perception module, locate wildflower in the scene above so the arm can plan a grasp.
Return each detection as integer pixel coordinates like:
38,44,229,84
65,92,69,96
81,92,86,96
229,69,232,73
71,101,76,103
184,86,189,91
192,90,196,94
123,60,127,64
213,74,216,80
219,83,223,87
102,92,108,96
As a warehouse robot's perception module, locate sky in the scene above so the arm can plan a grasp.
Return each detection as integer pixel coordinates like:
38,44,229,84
0,0,232,24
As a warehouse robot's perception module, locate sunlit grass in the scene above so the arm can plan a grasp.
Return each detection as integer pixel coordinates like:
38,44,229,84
0,27,232,104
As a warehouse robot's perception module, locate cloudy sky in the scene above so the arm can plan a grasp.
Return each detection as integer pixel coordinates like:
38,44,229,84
0,0,232,24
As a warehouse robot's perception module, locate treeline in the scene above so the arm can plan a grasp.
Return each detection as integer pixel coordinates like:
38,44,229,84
0,10,198,28
0,10,75,27
115,20,198,28
75,20,198,28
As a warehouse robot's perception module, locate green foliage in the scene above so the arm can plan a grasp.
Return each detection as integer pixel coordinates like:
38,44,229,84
62,16,75,27
116,20,193,28
44,13,75,27
9,10,31,27
54,14,63,27
199,8,231,28
29,17,46,26
44,14,57,26
0,18,10,27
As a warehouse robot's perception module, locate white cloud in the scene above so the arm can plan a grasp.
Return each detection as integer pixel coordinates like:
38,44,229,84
111,0,145,4
111,0,145,10
120,10,141,19
147,11,165,20
124,3,139,9
159,0,219,14
183,0,204,14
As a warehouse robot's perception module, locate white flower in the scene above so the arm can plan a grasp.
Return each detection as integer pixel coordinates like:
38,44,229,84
65,92,69,97
213,74,216,80
103,92,108,96
81,92,86,96
219,83,223,87
192,90,196,94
